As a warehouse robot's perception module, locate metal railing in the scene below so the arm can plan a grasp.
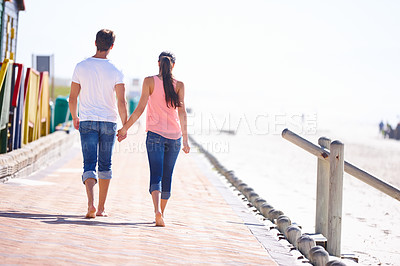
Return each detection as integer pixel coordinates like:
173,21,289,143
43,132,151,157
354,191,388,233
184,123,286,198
281,128,400,256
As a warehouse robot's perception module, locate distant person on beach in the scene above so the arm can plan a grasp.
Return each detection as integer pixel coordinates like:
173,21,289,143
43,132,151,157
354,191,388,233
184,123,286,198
379,120,384,135
395,123,400,140
117,51,190,227
384,123,394,139
69,29,128,218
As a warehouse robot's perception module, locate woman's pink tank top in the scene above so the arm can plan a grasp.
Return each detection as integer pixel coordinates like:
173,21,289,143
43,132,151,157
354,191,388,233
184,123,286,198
146,76,182,139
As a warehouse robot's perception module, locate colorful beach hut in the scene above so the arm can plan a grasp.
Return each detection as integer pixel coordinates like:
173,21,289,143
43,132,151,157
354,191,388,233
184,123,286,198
9,63,24,150
37,71,50,137
0,0,25,61
22,68,40,144
0,58,11,153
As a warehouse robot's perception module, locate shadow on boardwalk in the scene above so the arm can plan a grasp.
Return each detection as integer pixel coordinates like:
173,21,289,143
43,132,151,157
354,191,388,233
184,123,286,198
0,211,154,227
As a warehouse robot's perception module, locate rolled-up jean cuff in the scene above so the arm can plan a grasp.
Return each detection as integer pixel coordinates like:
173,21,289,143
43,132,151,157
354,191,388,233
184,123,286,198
82,171,97,185
161,192,171,200
149,183,161,194
98,170,112,180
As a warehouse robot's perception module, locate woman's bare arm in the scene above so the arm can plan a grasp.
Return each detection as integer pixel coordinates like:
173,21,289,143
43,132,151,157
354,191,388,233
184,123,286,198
177,81,190,153
117,77,152,141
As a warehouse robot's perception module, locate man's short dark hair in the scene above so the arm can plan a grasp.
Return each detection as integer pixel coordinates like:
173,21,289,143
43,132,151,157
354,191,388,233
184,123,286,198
96,29,115,52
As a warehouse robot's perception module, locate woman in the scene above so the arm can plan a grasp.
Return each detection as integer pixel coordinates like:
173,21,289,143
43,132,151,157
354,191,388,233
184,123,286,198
117,51,190,227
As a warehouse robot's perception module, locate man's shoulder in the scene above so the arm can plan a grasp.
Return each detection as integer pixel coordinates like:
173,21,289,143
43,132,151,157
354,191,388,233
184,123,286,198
75,58,123,76
75,57,92,68
107,60,123,71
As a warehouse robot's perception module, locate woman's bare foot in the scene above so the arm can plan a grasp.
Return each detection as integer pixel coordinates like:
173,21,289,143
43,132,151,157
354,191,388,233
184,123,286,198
155,212,165,227
85,206,96,219
96,210,108,217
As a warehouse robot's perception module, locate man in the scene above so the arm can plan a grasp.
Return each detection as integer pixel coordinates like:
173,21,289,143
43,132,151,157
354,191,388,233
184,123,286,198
69,29,128,218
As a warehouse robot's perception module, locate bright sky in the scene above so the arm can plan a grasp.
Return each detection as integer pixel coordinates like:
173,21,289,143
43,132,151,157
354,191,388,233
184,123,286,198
16,0,400,123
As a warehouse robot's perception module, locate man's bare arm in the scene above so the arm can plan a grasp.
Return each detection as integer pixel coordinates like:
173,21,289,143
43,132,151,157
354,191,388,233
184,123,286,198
69,82,81,130
115,83,128,125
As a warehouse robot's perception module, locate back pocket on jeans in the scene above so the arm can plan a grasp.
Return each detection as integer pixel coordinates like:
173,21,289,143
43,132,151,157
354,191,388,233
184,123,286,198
104,122,117,135
79,121,94,134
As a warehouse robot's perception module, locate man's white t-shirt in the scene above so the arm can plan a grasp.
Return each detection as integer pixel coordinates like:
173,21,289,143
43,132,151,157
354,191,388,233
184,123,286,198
72,57,124,123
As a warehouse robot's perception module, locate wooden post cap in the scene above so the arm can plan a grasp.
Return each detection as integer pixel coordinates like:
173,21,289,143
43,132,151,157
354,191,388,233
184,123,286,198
276,215,291,234
267,209,284,222
260,203,274,217
310,246,329,266
253,198,267,210
285,225,302,246
297,234,316,259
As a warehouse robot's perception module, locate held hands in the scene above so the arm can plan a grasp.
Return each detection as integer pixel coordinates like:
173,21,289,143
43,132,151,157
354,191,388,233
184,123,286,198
117,127,127,142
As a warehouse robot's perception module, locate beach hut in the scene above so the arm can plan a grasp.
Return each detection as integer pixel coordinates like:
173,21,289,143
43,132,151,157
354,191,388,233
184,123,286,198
0,58,11,153
0,0,25,61
37,71,50,137
22,67,40,144
9,63,24,150
0,0,25,153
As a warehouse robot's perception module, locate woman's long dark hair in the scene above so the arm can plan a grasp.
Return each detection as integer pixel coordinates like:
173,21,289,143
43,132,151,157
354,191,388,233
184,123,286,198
159,51,181,108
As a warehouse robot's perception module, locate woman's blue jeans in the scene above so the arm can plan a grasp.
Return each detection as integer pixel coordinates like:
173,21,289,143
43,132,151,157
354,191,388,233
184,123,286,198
146,131,181,199
79,121,117,184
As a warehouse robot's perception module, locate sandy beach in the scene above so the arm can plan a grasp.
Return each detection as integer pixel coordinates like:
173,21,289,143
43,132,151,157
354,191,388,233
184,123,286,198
191,118,400,265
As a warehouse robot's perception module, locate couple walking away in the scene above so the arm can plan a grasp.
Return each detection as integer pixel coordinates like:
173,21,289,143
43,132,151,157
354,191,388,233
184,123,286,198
69,29,190,227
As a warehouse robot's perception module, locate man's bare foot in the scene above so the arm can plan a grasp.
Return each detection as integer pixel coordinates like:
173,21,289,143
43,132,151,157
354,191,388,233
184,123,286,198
85,206,96,219
96,211,108,217
155,212,165,227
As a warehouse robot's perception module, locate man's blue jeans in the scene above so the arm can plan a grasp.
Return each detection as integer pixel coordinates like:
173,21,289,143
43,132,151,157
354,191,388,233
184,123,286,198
146,131,181,200
79,121,117,184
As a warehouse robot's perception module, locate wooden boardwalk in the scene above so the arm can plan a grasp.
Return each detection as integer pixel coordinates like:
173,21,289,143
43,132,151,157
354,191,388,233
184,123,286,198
0,128,296,265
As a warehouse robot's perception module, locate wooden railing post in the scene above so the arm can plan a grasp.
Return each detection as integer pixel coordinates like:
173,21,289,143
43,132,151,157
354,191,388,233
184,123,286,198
327,140,344,256
316,137,331,238
282,128,400,258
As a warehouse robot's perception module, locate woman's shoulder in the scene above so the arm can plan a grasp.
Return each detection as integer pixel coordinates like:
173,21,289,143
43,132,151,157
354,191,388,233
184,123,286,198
143,76,156,93
143,76,156,83
175,80,184,90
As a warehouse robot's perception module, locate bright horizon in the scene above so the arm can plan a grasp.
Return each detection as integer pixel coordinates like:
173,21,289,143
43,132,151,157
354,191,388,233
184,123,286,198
16,0,400,124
